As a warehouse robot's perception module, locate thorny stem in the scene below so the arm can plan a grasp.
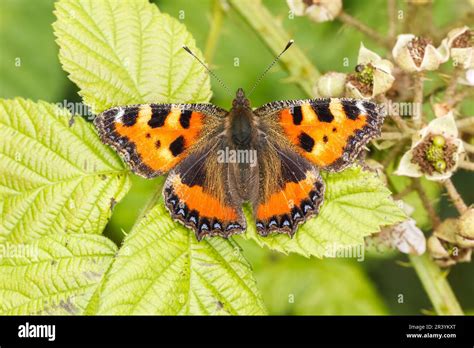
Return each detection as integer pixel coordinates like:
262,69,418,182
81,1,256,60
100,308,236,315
411,179,465,315
228,0,466,316
413,72,425,128
412,178,441,228
393,182,416,200
421,61,469,226
443,178,469,214
444,67,463,104
338,11,392,49
409,254,464,315
205,0,225,64
228,0,320,96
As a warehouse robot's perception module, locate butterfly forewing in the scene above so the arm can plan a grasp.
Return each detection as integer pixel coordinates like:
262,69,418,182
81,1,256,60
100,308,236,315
94,103,227,177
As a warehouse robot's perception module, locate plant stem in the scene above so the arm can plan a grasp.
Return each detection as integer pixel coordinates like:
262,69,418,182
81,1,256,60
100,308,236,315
382,139,408,168
379,95,412,134
409,254,464,315
379,132,407,140
456,117,474,129
443,178,468,214
412,178,441,228
413,72,425,129
228,0,320,97
444,67,462,103
205,0,225,64
448,88,474,108
462,141,474,154
391,114,412,134
393,182,416,200
387,0,397,41
338,11,392,49
459,160,474,171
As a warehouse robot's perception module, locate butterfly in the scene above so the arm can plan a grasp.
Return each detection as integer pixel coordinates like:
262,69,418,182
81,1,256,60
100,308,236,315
94,43,385,241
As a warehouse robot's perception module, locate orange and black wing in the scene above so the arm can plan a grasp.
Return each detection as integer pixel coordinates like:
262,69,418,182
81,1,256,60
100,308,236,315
94,103,227,178
163,141,247,241
255,98,385,172
252,141,325,237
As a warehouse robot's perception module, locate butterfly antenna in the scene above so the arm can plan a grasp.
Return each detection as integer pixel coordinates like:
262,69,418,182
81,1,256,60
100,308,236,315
247,40,294,97
182,45,233,97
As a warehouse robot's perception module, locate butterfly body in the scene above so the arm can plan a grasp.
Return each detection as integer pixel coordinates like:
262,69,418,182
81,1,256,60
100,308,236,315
95,89,385,240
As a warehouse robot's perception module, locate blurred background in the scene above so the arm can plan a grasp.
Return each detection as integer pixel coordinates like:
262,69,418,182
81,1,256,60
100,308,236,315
1,0,472,315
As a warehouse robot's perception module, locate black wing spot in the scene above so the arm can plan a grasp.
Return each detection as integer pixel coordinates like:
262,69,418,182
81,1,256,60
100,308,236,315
179,110,193,129
122,107,139,126
323,135,328,143
311,99,334,123
148,106,170,128
332,127,337,132
155,140,161,149
298,132,315,152
342,100,360,120
169,136,185,157
146,133,151,138
290,106,303,125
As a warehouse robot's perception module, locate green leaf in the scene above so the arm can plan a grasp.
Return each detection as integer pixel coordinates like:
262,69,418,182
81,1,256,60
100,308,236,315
254,255,388,315
0,233,116,314
0,0,67,101
0,98,131,244
53,0,211,113
243,167,406,257
93,201,266,315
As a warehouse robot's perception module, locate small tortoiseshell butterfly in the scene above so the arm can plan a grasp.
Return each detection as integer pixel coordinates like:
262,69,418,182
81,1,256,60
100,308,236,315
94,42,385,241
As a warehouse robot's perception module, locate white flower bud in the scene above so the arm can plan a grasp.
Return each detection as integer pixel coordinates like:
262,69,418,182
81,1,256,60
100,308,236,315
316,72,346,97
287,0,342,22
392,34,448,72
440,26,473,69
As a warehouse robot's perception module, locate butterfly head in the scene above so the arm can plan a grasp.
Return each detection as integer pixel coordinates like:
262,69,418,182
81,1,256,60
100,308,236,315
232,88,251,109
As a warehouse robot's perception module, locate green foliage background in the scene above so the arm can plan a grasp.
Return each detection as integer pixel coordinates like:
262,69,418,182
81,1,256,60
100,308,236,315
0,0,472,315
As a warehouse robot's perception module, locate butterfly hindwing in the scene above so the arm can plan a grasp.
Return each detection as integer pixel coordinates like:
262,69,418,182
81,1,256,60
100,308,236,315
94,103,227,177
163,139,247,240
253,132,325,236
255,98,385,172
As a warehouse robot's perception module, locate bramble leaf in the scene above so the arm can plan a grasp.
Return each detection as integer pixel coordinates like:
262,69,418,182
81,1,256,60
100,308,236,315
53,0,211,113
0,98,130,244
0,233,116,314
92,201,266,315
243,167,406,257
